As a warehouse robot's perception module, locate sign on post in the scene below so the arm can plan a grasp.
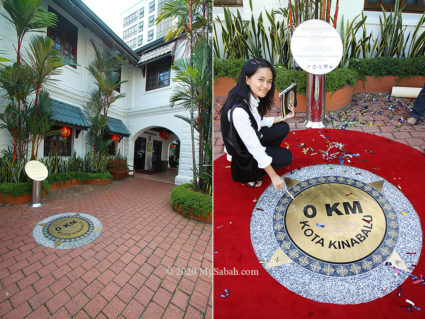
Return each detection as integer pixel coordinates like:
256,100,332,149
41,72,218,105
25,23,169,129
25,160,48,207
291,19,343,128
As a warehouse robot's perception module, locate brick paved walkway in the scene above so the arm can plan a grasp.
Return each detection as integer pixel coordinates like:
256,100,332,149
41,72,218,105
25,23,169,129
214,92,425,159
0,177,212,319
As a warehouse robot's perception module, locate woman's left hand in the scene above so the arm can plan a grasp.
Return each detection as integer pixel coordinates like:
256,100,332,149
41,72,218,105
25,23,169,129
282,104,295,121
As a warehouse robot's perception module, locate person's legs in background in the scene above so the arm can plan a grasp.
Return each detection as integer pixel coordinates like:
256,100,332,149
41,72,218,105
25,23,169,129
408,83,425,125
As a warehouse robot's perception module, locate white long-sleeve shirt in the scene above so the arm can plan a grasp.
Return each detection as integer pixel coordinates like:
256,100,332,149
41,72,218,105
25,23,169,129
225,95,274,168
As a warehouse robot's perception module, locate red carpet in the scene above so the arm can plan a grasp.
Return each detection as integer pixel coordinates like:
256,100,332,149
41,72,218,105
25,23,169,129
214,129,425,319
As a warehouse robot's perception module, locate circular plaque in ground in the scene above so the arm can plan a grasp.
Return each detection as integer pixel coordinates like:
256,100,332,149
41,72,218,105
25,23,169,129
284,181,388,264
33,213,102,249
251,164,421,304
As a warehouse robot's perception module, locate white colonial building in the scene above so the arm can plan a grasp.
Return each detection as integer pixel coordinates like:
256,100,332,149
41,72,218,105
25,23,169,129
0,0,194,185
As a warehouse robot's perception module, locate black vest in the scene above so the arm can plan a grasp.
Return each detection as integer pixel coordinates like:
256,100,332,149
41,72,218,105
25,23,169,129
220,102,265,183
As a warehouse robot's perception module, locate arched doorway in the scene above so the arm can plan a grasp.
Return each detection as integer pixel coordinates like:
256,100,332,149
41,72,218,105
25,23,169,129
132,127,180,183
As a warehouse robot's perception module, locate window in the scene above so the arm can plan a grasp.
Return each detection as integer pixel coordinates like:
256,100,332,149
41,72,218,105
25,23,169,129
149,15,155,27
123,11,138,27
138,21,144,33
158,0,168,10
146,56,171,90
123,25,138,39
148,30,154,41
48,8,78,67
138,35,143,46
156,18,171,38
364,0,425,12
127,38,137,48
149,0,155,12
105,135,116,155
44,125,72,156
114,68,121,93
214,0,243,6
139,7,145,18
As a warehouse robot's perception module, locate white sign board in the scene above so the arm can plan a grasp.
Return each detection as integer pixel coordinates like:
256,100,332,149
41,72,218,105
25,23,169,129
25,160,48,181
290,19,343,75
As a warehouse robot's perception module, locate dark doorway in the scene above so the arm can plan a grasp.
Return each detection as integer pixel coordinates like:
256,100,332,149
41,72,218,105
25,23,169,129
152,140,163,171
169,140,180,168
134,137,146,170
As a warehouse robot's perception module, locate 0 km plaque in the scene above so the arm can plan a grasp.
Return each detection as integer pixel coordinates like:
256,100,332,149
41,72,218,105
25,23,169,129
33,213,102,249
251,165,421,304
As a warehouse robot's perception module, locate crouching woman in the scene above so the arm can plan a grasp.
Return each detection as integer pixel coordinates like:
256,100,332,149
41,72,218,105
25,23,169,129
220,58,294,190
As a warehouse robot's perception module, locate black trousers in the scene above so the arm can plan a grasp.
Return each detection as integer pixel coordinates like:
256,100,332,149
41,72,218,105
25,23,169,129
259,121,293,172
411,83,425,119
230,121,293,183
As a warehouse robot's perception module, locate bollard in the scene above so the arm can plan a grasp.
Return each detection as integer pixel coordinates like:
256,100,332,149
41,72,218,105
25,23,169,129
30,179,43,207
304,73,330,128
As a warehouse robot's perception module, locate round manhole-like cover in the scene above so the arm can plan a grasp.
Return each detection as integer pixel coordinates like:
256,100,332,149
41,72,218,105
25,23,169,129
33,213,102,249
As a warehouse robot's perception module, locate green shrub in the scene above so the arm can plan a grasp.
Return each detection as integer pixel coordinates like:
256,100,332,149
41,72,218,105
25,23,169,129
171,184,212,217
47,171,112,183
275,67,357,95
0,182,31,197
214,58,245,80
349,56,425,79
47,172,86,183
275,67,307,94
0,180,50,197
87,172,112,180
326,68,358,92
215,59,357,94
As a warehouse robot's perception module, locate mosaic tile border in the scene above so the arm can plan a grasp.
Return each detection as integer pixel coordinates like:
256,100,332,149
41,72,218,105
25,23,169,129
250,164,422,304
33,212,102,250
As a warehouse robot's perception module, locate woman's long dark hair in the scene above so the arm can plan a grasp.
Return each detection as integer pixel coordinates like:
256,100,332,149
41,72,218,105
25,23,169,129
220,58,276,118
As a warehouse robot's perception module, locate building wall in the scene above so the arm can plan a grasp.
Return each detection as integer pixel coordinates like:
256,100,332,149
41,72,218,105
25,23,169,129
119,41,194,184
0,0,194,185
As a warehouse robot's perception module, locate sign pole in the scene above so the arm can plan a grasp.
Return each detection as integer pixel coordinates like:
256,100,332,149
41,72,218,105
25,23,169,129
304,73,329,128
290,19,343,129
30,179,43,208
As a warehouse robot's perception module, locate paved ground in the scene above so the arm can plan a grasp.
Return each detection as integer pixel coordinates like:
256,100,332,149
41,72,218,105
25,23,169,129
0,176,212,319
136,169,178,185
214,92,425,159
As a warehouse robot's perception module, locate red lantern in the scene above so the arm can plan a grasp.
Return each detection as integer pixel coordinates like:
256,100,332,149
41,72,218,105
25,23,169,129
159,131,169,140
111,135,120,143
59,126,71,138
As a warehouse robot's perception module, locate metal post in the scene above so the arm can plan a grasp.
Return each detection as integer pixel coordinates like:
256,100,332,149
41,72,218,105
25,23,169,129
303,72,329,128
30,179,43,207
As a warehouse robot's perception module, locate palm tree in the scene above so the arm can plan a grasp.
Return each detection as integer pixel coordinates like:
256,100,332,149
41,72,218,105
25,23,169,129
156,0,212,191
0,39,9,62
156,0,210,49
86,40,127,117
26,90,57,158
1,0,56,64
25,35,72,158
83,89,108,152
85,41,126,157
0,62,33,161
170,40,212,194
1,0,75,165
